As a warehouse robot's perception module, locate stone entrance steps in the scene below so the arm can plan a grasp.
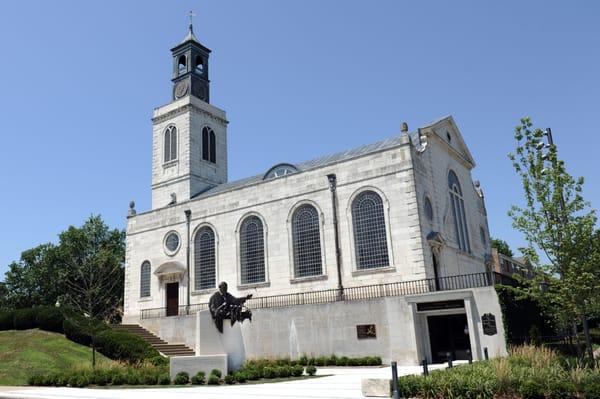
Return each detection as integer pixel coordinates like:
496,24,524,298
112,324,195,357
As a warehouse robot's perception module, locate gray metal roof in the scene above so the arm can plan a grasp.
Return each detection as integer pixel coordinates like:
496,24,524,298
192,134,406,201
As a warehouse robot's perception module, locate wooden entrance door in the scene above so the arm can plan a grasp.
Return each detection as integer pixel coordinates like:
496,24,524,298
166,282,179,317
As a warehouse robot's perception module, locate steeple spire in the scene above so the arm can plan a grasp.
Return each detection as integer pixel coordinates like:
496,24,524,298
181,10,200,44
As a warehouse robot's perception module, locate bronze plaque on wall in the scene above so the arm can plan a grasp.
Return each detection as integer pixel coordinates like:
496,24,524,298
482,313,497,335
356,324,377,339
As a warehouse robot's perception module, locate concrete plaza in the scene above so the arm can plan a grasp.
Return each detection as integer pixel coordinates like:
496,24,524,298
0,363,460,399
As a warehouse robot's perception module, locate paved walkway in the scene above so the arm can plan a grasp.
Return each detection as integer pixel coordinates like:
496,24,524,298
0,363,460,399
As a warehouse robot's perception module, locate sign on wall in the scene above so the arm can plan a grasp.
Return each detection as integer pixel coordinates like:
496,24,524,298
482,313,497,336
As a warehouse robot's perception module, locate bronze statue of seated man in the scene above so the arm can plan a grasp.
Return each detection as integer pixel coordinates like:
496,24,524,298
208,281,252,333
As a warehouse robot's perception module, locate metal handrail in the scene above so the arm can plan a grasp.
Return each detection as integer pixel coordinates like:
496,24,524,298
140,271,497,319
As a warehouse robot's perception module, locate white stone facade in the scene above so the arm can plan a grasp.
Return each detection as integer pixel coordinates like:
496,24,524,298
123,34,505,365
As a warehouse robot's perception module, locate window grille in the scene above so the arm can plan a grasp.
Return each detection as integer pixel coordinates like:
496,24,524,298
140,261,151,298
448,170,471,252
194,227,216,290
240,216,266,284
292,204,322,278
351,191,390,270
164,126,177,163
202,126,216,163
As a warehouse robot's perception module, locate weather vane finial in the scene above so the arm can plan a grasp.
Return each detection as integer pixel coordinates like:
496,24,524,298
188,10,196,32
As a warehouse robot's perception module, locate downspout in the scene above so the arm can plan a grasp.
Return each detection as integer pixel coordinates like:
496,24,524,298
327,174,344,299
184,209,192,314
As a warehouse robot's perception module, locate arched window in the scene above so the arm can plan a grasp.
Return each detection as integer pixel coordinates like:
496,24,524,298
140,261,151,298
178,55,187,75
424,196,434,221
351,190,389,270
202,126,216,163
448,170,471,252
239,216,265,284
164,126,177,163
194,227,216,290
292,204,322,278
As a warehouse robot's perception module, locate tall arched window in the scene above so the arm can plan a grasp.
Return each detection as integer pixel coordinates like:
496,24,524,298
292,204,322,278
140,261,151,298
351,190,389,270
164,126,177,163
194,227,216,290
239,216,265,284
448,170,471,252
202,126,216,163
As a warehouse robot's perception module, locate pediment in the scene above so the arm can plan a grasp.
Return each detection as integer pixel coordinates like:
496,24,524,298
154,261,186,279
421,116,476,169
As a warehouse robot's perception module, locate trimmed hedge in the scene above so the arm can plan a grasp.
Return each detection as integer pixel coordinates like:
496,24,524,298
13,308,38,330
0,310,14,330
95,329,158,363
35,306,64,333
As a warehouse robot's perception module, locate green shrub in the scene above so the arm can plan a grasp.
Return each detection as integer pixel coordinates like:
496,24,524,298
244,368,261,380
367,356,382,366
314,356,326,366
95,329,158,363
173,371,189,385
234,371,247,383
207,374,220,385
91,370,110,386
223,374,236,384
262,366,277,379
277,366,291,378
125,370,141,385
110,370,127,386
150,355,169,367
191,371,206,385
582,373,600,399
210,369,222,378
0,310,14,330
306,365,317,376
291,365,304,377
13,308,38,330
335,356,349,366
325,355,337,366
62,316,93,346
158,374,171,385
35,306,64,333
298,355,308,366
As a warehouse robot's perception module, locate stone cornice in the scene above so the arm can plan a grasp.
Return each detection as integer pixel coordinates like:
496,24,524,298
152,103,228,126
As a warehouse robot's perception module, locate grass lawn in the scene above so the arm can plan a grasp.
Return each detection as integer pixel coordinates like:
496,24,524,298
0,329,114,386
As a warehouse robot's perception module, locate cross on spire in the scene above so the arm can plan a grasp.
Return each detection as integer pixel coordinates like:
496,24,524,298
188,10,196,32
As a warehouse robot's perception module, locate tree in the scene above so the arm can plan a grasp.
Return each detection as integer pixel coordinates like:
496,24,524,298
2,243,66,309
58,215,125,323
491,237,514,257
508,117,599,361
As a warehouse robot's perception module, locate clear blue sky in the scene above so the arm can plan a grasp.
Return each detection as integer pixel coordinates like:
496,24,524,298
1,1,599,280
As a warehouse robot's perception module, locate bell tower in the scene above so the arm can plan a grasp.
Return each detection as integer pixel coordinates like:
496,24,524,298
171,20,211,102
150,17,228,210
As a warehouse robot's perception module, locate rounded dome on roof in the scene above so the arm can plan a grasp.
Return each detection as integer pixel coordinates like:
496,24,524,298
263,163,299,180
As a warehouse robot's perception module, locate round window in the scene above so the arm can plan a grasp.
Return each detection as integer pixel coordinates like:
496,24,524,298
164,231,181,255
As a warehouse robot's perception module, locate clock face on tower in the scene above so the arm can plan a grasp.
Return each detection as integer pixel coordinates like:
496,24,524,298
174,80,189,99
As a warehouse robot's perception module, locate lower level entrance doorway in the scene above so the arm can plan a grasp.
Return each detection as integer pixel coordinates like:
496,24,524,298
427,313,471,363
166,282,179,317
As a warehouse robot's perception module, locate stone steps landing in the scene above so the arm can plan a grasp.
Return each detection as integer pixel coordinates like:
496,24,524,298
111,324,195,357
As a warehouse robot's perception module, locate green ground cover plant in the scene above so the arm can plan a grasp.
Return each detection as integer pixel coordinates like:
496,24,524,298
0,329,115,386
397,346,600,399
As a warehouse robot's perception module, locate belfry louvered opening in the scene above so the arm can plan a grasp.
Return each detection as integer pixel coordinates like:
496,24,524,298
351,190,390,270
240,216,266,284
194,226,216,290
292,204,322,278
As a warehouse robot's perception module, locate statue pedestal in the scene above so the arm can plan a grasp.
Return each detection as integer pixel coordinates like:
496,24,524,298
196,310,246,371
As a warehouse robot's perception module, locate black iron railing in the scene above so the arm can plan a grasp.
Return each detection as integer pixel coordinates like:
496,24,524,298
140,272,497,319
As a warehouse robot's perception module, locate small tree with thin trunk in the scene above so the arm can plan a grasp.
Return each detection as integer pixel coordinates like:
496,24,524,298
58,215,125,367
508,117,599,362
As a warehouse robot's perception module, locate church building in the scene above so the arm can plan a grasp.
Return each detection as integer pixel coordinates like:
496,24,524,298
122,22,507,366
